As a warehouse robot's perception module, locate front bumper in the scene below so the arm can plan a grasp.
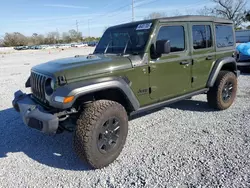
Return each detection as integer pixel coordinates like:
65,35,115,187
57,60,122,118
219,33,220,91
12,90,59,134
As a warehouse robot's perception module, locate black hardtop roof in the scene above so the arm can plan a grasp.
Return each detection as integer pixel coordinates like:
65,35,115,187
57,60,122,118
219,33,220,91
109,15,233,29
157,15,233,23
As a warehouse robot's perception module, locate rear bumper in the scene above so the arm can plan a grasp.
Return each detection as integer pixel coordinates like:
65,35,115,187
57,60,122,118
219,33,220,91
237,61,250,67
236,70,241,77
12,90,59,134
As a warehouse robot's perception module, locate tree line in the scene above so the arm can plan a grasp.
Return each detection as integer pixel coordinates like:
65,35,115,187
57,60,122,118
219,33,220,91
0,29,101,47
1,0,250,47
145,0,250,29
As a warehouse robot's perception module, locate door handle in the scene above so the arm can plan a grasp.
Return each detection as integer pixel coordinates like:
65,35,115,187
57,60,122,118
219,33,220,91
180,61,191,65
206,56,213,60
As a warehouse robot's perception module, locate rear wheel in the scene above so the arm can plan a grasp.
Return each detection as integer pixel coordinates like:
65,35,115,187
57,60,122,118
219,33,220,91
207,71,237,110
73,100,128,169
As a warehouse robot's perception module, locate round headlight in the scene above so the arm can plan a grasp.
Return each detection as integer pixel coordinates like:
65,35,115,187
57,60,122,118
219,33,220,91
45,78,54,95
50,79,55,90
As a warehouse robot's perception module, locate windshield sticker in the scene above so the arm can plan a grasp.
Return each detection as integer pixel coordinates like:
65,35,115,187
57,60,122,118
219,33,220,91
136,23,152,30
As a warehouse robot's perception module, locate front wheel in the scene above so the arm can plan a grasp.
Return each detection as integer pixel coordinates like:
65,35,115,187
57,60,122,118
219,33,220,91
207,71,237,110
73,100,128,169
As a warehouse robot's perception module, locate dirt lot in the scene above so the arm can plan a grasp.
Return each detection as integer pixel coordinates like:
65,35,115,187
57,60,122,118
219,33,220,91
0,48,250,188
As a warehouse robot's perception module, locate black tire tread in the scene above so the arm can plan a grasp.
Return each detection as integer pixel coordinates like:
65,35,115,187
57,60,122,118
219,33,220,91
207,71,237,110
73,100,127,169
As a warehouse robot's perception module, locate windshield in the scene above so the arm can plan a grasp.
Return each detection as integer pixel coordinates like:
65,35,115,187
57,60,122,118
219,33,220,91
94,22,153,55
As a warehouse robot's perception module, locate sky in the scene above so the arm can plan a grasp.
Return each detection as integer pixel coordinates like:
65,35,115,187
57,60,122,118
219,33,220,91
0,0,249,38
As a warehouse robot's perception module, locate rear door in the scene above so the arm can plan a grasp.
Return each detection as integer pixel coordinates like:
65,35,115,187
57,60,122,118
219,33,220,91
190,22,216,90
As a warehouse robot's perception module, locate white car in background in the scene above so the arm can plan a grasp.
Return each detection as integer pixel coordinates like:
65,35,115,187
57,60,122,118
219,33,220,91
56,44,71,49
40,45,56,49
73,43,88,48
46,45,57,49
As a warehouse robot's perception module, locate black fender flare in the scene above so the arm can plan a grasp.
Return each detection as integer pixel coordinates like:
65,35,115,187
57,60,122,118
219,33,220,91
206,57,237,88
50,77,140,110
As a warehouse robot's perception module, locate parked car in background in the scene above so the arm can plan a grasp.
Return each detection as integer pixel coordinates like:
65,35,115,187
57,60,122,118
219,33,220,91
56,44,71,49
14,46,29,50
235,46,250,69
235,30,250,69
35,45,43,50
46,45,57,49
236,30,250,43
39,45,51,49
28,46,37,50
73,42,88,47
88,41,98,47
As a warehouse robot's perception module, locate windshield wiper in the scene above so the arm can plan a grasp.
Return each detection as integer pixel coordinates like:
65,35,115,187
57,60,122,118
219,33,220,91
104,39,113,54
117,37,133,56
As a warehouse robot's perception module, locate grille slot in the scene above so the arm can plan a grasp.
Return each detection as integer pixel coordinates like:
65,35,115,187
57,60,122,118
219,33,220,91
30,72,47,103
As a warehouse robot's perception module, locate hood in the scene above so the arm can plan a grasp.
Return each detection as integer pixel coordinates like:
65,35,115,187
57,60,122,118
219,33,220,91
32,54,133,81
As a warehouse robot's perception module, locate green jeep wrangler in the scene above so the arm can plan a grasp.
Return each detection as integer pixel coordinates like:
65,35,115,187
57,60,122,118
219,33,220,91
13,16,239,169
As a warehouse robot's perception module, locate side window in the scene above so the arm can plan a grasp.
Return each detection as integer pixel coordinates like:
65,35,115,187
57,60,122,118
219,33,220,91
216,25,234,48
156,26,185,52
192,25,212,49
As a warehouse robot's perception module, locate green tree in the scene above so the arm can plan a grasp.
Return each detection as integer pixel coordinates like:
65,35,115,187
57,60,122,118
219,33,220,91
3,32,28,47
144,12,166,20
45,32,59,44
235,27,243,30
68,29,82,42
0,38,4,47
199,0,247,27
62,32,72,43
30,33,45,45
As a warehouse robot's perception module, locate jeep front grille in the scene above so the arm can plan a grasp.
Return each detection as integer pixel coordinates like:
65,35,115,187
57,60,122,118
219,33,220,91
30,72,47,103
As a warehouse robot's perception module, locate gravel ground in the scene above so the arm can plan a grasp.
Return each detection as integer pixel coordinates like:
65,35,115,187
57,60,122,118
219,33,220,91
0,48,250,188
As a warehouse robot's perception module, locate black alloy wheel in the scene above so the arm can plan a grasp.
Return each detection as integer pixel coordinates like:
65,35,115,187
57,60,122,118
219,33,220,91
222,81,234,102
97,117,120,153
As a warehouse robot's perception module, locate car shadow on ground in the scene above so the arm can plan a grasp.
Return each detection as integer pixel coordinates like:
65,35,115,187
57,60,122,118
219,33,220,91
0,108,91,171
167,99,213,112
1,99,212,170
130,99,213,120
239,67,250,74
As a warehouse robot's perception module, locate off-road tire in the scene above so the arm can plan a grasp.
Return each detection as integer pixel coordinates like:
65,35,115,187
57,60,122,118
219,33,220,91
207,71,237,110
73,100,128,169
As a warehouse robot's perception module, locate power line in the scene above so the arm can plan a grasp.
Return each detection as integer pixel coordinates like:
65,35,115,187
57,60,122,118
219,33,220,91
71,0,211,36
89,3,131,22
88,19,90,38
134,0,159,8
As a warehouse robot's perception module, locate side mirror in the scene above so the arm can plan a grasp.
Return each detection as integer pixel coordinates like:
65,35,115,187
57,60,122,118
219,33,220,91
156,40,170,56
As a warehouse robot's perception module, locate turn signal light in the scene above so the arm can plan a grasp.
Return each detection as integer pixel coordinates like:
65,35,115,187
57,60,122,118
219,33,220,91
63,96,74,103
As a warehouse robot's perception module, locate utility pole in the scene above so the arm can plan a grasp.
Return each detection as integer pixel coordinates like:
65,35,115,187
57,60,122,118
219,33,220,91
88,19,90,41
132,0,134,22
56,28,59,44
76,20,79,32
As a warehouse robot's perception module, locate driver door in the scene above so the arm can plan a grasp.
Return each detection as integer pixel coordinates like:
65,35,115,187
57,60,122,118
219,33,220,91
149,23,192,101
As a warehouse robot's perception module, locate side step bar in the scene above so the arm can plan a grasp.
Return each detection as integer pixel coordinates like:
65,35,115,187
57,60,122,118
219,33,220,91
130,88,209,116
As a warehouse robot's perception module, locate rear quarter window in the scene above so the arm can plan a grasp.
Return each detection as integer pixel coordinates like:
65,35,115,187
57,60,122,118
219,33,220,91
215,25,234,48
192,25,212,49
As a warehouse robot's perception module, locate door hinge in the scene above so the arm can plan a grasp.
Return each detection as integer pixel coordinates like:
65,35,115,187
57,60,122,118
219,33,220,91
191,59,194,65
191,77,194,83
149,87,152,94
148,66,151,73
